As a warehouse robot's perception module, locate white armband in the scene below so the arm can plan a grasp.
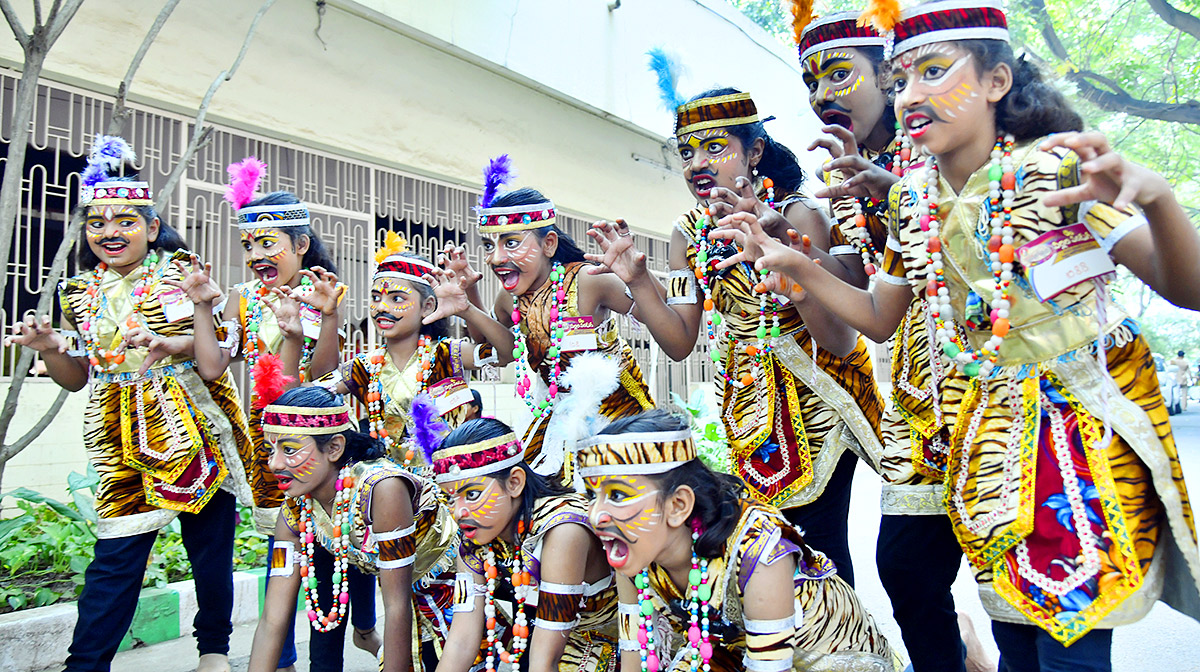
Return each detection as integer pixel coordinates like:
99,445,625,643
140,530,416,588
216,320,241,356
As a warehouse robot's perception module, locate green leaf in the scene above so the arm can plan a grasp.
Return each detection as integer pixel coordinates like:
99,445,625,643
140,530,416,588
0,513,34,544
1,488,84,522
69,554,92,575
33,587,61,607
8,594,27,610
72,491,98,524
67,468,100,494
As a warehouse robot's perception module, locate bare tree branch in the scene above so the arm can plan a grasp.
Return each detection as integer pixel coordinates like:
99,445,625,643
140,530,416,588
41,0,82,46
108,0,184,136
1144,0,1200,41
156,0,278,208
0,387,68,460
0,0,30,48
32,0,41,28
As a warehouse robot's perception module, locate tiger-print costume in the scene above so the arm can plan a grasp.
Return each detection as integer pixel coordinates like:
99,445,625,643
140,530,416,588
457,493,619,671
58,249,261,538
670,203,883,509
325,338,493,465
282,459,458,671
628,502,897,671
229,278,348,533
516,262,655,482
881,137,1200,644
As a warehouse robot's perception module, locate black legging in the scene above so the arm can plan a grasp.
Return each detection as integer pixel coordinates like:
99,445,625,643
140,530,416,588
781,449,858,586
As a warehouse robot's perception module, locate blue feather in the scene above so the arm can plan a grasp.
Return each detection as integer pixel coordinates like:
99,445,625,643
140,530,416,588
647,47,684,111
81,162,109,187
480,154,515,209
90,134,136,171
411,393,449,465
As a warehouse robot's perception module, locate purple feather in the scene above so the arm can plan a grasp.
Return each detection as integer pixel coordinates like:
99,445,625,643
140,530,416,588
90,134,136,171
81,162,109,187
411,393,450,465
479,154,515,209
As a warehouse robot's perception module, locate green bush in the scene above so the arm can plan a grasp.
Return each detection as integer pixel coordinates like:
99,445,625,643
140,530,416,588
0,465,269,613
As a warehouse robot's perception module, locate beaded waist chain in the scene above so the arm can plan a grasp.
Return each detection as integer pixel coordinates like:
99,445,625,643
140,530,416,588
94,360,197,385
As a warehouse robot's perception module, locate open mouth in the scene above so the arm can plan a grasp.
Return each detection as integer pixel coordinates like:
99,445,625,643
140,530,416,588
459,522,478,540
100,241,129,256
820,109,853,130
373,313,398,330
252,262,279,284
904,113,932,138
691,175,716,198
493,268,520,292
599,536,630,568
274,474,293,491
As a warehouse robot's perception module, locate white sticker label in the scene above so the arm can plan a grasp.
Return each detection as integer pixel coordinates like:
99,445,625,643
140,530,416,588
160,289,195,323
300,304,322,340
559,316,598,353
1016,223,1116,302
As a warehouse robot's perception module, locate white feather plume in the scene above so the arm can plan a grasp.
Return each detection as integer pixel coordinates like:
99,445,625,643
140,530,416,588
535,352,621,479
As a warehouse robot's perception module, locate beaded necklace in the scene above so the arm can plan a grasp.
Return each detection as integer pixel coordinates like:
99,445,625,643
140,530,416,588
848,125,913,277
634,523,711,672
692,210,780,390
513,262,565,419
245,275,317,406
78,251,164,372
299,465,353,633
365,334,434,467
923,134,1016,379
483,524,532,672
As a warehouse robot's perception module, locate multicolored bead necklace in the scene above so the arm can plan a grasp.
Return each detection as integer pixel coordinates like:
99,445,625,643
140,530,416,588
299,465,353,633
890,122,913,176
634,521,711,672
78,251,163,372
483,523,531,672
365,334,434,467
513,262,565,419
245,275,317,406
924,134,1016,379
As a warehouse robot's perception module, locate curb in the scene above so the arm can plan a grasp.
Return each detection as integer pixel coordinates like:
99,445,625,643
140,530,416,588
0,568,273,672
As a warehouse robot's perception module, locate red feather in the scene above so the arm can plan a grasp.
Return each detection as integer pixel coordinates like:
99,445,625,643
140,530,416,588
252,354,293,409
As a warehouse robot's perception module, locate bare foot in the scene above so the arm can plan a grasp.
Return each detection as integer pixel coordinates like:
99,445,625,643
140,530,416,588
196,653,232,672
958,611,997,672
353,626,382,657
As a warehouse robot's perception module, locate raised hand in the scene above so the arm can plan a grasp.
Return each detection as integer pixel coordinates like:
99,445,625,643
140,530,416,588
810,124,898,202
1039,132,1172,210
437,243,483,289
263,288,303,339
422,268,472,324
120,327,193,376
584,219,648,281
294,266,344,316
5,314,69,354
709,211,815,278
165,253,222,305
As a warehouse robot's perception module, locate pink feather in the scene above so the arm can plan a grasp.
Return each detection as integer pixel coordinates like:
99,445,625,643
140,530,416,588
224,157,267,210
252,354,293,410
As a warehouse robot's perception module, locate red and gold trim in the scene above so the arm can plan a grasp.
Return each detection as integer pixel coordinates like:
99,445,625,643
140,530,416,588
798,12,886,62
430,432,525,482
476,202,557,234
261,403,354,435
893,0,1009,57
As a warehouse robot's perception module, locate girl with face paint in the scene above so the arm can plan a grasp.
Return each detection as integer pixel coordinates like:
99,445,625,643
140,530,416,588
427,417,619,672
588,80,884,588
5,137,260,672
458,158,654,484
316,232,510,469
577,410,897,672
247,382,457,672
714,1,1200,668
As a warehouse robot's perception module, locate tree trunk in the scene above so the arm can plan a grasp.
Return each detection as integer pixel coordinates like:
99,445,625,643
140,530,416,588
0,47,46,307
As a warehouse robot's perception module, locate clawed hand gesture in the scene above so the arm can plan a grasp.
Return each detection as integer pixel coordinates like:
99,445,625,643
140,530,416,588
119,327,191,377
422,267,473,324
809,124,898,202
585,219,647,282
437,243,483,289
708,212,816,304
262,288,304,339
166,254,222,305
707,176,791,235
5,314,69,354
293,267,344,317
1039,132,1170,210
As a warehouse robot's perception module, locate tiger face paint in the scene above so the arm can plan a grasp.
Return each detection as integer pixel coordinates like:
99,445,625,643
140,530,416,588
481,230,553,297
369,276,426,339
83,204,159,277
241,227,304,289
677,129,753,204
803,47,888,146
439,476,518,546
265,432,338,499
893,43,994,157
584,474,667,576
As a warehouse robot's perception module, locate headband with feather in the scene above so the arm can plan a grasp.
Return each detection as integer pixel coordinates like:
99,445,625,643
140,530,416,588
79,135,151,205
479,154,515,209
790,0,815,45
474,155,556,235
224,157,267,211
412,393,451,466
226,157,311,230
647,47,684,111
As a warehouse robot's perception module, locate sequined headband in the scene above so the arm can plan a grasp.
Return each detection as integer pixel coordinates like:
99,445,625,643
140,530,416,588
892,0,1009,58
430,432,525,483
675,92,759,136
262,404,354,435
237,203,311,230
575,429,696,478
798,12,886,62
476,201,556,235
374,255,435,287
81,180,153,206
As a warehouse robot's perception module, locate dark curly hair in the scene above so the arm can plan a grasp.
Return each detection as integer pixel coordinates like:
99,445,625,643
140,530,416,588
593,410,745,559
269,386,385,466
685,88,807,195
437,417,572,534
242,191,338,273
487,187,587,266
958,40,1083,141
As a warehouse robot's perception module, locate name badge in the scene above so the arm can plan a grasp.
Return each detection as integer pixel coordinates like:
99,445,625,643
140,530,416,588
160,288,195,323
1016,223,1115,302
300,304,322,340
559,316,598,352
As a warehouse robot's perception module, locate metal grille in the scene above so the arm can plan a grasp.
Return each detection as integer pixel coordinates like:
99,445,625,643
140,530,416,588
1,69,711,408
